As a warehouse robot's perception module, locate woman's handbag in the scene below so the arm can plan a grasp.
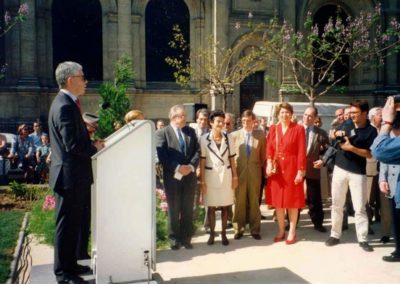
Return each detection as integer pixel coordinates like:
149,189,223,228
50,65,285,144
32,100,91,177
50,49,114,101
270,126,279,175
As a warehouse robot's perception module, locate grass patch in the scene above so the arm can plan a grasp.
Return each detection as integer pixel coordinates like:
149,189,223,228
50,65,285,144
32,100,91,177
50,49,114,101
0,211,24,283
28,197,55,246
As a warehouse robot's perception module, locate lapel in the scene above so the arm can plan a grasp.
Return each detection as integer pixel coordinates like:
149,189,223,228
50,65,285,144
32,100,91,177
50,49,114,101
206,132,227,164
167,125,180,150
309,128,318,155
182,126,191,153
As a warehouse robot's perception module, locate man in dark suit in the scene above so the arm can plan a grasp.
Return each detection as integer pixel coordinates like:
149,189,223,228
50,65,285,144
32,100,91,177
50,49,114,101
49,61,103,284
302,106,330,232
155,104,200,250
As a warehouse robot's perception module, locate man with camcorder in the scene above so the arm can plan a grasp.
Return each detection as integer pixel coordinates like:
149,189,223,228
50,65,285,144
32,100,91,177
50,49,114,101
325,99,377,252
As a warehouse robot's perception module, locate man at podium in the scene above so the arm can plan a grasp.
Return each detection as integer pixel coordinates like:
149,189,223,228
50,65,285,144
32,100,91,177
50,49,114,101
156,104,200,250
49,61,104,284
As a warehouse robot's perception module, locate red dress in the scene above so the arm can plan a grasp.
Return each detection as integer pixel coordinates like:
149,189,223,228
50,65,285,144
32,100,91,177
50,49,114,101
265,122,306,208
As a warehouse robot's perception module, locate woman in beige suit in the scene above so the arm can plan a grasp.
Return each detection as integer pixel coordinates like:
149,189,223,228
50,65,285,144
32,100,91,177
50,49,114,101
199,110,238,246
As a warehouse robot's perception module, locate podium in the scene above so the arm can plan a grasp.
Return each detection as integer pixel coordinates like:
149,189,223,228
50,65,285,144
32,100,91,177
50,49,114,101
91,120,156,284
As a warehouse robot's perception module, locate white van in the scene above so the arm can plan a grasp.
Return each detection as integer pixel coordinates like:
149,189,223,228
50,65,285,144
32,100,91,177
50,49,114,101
253,101,348,132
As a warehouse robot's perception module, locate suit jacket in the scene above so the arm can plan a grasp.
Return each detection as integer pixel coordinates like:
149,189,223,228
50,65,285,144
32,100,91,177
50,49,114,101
199,132,235,189
48,91,97,192
305,126,329,180
231,129,266,186
155,124,200,180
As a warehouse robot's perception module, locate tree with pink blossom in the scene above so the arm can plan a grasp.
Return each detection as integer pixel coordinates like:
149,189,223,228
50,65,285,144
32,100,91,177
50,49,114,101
257,3,400,104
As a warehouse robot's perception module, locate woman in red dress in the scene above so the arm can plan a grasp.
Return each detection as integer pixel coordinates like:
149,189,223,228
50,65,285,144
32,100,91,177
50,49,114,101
265,102,306,244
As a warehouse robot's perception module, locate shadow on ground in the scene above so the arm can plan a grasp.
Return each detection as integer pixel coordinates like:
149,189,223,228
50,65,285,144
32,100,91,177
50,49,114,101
154,267,308,284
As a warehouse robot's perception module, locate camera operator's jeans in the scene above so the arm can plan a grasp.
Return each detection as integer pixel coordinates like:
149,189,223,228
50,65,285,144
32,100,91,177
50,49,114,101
330,166,368,242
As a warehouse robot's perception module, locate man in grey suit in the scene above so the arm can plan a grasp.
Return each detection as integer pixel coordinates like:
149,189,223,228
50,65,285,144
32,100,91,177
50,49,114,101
49,61,103,284
156,105,200,250
303,107,330,232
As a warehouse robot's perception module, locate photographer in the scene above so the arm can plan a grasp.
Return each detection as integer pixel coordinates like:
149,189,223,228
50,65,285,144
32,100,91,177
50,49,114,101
325,100,377,252
371,96,400,262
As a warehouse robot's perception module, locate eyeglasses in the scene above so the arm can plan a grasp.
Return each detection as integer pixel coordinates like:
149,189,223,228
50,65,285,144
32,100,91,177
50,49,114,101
173,114,185,119
70,74,86,81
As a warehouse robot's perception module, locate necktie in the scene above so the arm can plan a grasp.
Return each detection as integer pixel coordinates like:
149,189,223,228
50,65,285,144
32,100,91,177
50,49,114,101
76,98,82,113
177,128,185,154
246,133,251,157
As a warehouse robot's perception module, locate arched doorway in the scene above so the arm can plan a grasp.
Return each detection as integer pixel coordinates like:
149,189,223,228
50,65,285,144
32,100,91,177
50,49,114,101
52,0,103,81
145,0,190,83
313,5,349,86
240,71,265,114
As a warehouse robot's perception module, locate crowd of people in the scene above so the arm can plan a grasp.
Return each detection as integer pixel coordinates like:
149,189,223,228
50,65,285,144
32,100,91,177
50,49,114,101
155,99,400,266
17,60,398,284
0,121,51,184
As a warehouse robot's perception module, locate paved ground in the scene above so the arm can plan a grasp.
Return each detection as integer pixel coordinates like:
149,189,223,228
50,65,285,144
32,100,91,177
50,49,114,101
29,204,400,284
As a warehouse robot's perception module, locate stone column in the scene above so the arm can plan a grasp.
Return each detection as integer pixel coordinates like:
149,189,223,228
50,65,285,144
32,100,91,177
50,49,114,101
131,14,142,88
18,0,39,87
117,0,132,58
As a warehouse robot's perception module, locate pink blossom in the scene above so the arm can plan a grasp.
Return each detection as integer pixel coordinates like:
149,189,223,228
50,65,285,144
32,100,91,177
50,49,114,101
160,202,168,212
42,195,56,211
18,3,29,16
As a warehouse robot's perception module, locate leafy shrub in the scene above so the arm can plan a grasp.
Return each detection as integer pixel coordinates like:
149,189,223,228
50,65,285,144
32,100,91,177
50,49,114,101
97,54,135,139
8,181,46,201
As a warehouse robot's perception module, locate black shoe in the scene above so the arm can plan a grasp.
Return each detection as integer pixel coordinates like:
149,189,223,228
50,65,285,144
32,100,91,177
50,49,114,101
221,234,229,246
73,264,91,275
182,242,193,249
170,242,181,250
359,242,374,252
207,234,215,245
314,225,327,233
368,226,375,235
380,236,390,244
325,237,340,247
261,215,267,220
383,254,400,262
227,222,233,229
58,276,88,284
234,233,243,240
251,233,262,240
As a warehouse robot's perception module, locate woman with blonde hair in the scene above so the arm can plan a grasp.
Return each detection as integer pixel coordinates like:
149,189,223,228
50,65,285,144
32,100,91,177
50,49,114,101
265,102,306,244
124,109,144,123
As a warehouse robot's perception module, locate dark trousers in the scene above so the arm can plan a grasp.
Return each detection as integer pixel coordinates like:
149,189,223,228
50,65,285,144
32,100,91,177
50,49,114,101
76,188,91,259
306,178,324,227
54,186,87,281
164,175,196,244
390,198,400,256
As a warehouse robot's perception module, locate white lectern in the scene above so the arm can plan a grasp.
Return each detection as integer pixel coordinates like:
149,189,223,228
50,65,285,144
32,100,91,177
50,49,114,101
91,120,156,284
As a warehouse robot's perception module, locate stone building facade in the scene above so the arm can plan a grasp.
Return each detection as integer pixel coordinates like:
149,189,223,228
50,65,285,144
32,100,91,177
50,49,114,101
0,0,399,127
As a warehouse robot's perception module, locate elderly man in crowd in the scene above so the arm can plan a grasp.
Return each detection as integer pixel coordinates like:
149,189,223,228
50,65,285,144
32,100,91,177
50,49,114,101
303,106,330,232
156,105,200,250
